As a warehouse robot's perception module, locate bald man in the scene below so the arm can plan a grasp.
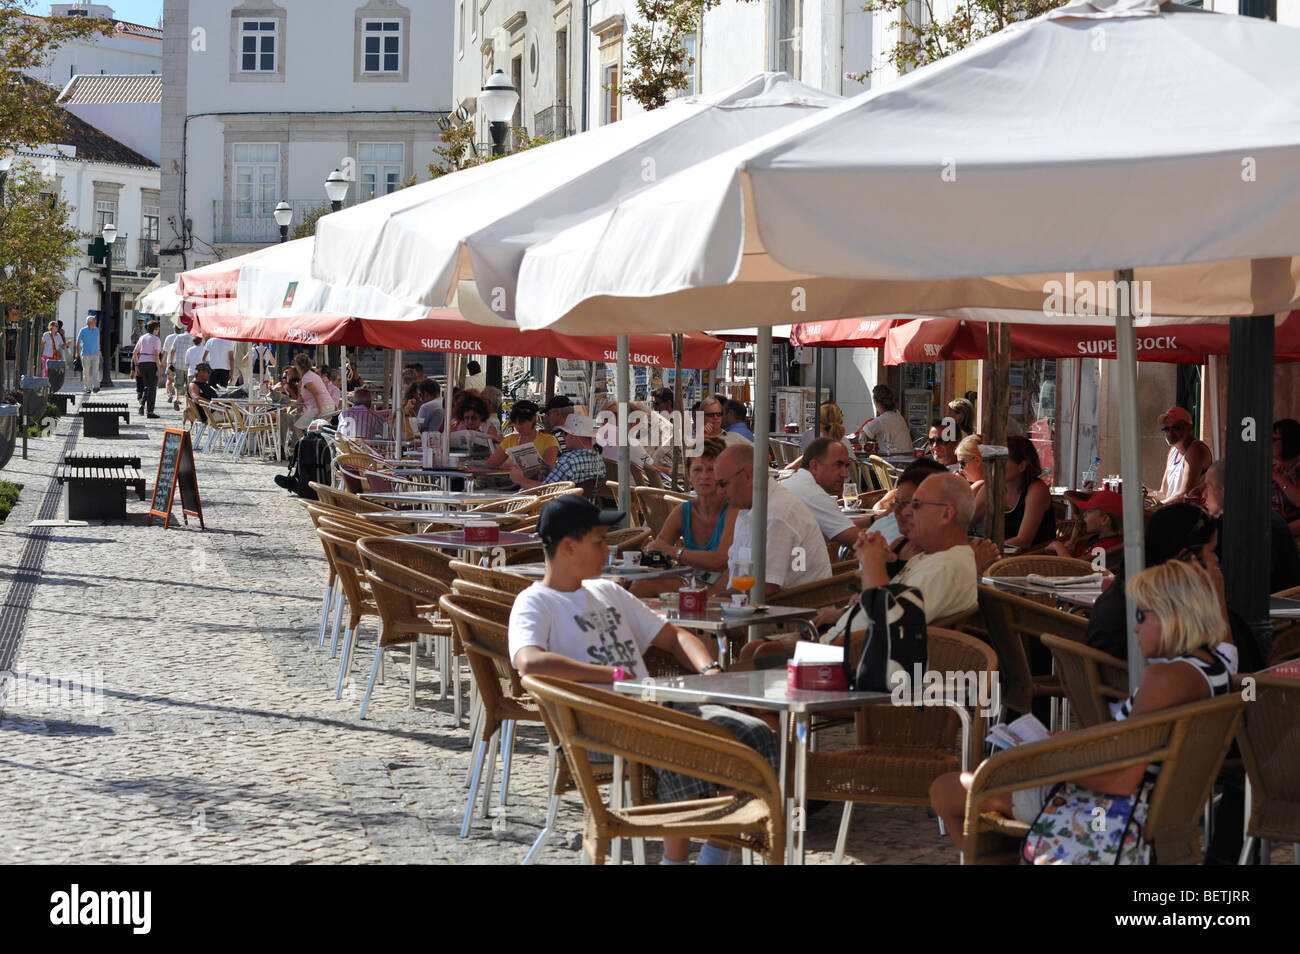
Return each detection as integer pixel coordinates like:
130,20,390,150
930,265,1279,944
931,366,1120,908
712,442,831,598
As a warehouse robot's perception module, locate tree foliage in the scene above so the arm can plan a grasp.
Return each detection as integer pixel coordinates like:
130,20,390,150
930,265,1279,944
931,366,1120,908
853,0,1066,81
0,1,116,148
426,120,551,180
0,159,81,320
622,0,757,111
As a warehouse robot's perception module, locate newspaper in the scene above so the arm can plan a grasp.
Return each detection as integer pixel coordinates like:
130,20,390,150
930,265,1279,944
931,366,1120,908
504,440,547,478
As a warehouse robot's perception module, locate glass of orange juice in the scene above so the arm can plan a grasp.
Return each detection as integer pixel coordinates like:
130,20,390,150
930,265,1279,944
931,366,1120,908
732,561,756,606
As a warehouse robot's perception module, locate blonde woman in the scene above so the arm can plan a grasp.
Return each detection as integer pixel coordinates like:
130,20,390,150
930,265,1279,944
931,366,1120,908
956,435,987,533
930,559,1235,857
791,402,854,469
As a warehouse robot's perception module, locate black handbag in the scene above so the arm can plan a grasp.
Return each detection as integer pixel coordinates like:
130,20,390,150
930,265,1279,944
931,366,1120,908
840,583,927,692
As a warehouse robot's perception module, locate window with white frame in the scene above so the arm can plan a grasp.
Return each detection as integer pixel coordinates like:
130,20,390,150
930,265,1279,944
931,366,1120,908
679,32,697,97
361,18,402,73
94,199,116,233
239,19,278,73
233,143,280,217
142,201,160,241
358,143,405,198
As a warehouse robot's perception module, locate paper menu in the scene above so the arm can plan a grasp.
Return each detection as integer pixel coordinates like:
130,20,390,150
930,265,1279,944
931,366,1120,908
504,441,547,478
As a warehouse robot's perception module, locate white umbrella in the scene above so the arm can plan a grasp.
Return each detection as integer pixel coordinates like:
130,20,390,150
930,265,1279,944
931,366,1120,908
139,281,182,319
308,73,840,321
510,0,1300,679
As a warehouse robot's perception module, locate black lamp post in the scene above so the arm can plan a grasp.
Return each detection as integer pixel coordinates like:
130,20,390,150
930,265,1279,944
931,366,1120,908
100,221,117,389
324,170,348,214
480,70,520,157
0,152,10,392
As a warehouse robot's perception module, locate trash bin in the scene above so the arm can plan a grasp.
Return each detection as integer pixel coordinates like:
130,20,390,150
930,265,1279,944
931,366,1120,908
46,358,66,393
20,375,50,421
0,403,17,470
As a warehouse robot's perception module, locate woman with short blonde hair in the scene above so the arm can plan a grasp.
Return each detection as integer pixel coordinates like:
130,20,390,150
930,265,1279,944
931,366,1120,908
1125,560,1227,659
956,435,986,533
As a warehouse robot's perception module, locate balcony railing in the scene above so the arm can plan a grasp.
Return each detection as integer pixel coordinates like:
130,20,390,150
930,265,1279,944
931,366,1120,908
138,237,159,270
211,199,330,245
533,104,574,141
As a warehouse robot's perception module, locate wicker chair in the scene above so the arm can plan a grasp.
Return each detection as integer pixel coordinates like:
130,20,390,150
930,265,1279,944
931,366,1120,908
867,455,900,492
1040,633,1129,728
451,579,517,607
308,482,391,514
315,523,383,700
449,560,535,596
961,693,1246,864
439,594,548,838
767,571,859,609
973,584,1088,722
632,487,690,532
1233,671,1300,863
804,629,998,862
985,554,1109,580
356,537,454,719
523,673,787,865
605,526,652,555
531,481,580,501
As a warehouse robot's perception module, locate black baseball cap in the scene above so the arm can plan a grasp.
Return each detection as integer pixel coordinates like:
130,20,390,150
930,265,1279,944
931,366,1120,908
537,496,624,552
542,394,574,412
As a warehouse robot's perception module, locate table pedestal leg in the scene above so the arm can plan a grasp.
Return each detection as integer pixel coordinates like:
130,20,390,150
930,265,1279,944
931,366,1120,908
779,710,793,863
794,714,809,865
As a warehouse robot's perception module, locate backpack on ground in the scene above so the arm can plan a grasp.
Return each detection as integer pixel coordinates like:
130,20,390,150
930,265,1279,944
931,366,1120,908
274,432,332,499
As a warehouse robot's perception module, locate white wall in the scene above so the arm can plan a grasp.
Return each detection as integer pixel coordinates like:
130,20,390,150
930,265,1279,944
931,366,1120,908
60,102,161,164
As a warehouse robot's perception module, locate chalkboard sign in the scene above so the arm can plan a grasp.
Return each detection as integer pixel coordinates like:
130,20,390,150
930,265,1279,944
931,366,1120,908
149,428,205,529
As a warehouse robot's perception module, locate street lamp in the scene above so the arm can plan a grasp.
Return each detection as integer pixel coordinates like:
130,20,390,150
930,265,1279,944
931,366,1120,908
274,200,293,243
2,263,12,392
100,221,117,389
324,169,348,213
480,69,520,157
0,151,11,205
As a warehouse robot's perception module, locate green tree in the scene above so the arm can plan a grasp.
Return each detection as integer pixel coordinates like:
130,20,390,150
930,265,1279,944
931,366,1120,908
853,0,1066,81
622,1,760,111
0,159,80,320
1,2,116,148
426,120,551,180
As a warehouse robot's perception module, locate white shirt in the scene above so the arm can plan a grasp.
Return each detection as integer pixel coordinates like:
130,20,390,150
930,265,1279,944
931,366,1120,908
894,545,979,622
508,579,667,679
861,410,913,456
782,467,856,543
203,338,235,371
727,479,833,591
184,344,205,375
723,431,752,447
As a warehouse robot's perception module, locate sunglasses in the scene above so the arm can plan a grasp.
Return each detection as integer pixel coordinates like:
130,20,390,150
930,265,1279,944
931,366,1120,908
1161,424,1185,433
957,459,971,470
1135,607,1149,624
703,411,723,418
928,437,952,446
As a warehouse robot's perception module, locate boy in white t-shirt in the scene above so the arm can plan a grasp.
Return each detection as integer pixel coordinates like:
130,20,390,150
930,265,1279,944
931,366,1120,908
508,495,775,865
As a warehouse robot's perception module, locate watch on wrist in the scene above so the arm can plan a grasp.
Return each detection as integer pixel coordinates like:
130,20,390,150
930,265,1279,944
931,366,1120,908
699,662,722,675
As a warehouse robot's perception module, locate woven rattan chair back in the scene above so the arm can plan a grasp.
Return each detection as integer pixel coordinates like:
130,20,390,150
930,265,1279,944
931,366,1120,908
975,584,1087,718
985,555,1110,579
1233,672,1300,847
531,482,580,501
631,487,690,531
449,560,534,595
440,595,535,741
521,673,786,864
1040,633,1129,728
963,693,1245,864
450,579,517,612
767,571,859,610
358,538,447,649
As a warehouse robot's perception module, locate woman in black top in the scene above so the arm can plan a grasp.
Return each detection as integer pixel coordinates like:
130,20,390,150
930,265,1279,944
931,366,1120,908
1003,435,1056,548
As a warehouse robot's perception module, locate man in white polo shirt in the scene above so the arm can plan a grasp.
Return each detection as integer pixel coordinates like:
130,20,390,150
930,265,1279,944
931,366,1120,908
783,438,875,550
710,442,832,599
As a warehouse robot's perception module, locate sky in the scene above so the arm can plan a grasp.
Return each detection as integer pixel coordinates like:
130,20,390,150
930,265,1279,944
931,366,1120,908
39,2,163,29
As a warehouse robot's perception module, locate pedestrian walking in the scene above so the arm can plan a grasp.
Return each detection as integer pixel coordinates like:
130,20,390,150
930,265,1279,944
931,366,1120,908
132,319,164,418
74,315,101,393
40,320,68,377
163,322,193,411
202,337,235,388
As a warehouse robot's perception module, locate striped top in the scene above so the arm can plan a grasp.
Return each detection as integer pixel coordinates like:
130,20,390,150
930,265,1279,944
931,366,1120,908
1110,643,1237,721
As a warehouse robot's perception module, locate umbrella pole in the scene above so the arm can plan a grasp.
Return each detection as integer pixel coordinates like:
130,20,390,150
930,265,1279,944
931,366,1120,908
391,349,403,452
753,328,772,595
1070,357,1083,491
982,325,1011,549
1113,269,1146,688
617,335,631,525
444,352,454,468
672,333,683,489
813,346,822,442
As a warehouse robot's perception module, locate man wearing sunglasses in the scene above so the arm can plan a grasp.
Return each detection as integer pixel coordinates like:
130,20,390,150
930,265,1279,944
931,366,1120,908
1146,406,1212,506
927,421,961,471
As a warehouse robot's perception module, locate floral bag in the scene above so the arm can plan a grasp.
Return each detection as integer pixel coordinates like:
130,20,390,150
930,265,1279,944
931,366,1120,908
1022,773,1155,865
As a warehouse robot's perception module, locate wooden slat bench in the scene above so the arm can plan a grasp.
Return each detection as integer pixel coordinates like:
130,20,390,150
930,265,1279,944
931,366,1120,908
77,402,130,438
50,392,82,415
55,453,146,520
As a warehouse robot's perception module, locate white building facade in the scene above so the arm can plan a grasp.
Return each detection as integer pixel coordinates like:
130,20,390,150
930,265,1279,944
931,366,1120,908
25,4,163,87
160,0,455,279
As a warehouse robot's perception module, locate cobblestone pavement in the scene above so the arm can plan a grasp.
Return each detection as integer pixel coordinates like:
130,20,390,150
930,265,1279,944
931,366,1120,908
0,391,985,864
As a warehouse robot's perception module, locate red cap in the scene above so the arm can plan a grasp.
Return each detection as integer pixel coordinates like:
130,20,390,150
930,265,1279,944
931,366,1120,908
1075,489,1124,523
